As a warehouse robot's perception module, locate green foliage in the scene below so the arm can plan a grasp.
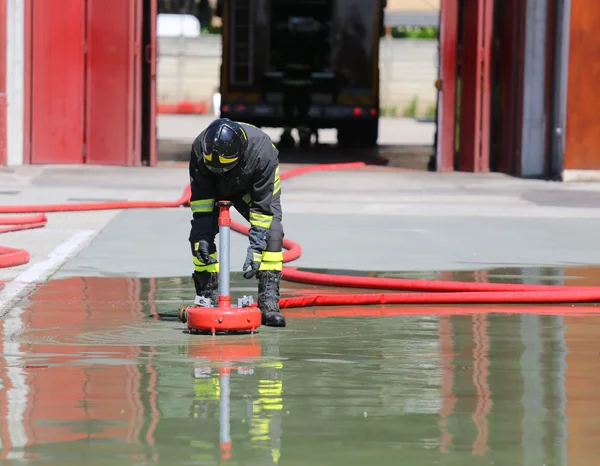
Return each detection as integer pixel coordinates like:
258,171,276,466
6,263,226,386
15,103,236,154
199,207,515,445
380,105,399,117
402,96,418,118
201,24,222,35
424,103,437,120
391,26,438,40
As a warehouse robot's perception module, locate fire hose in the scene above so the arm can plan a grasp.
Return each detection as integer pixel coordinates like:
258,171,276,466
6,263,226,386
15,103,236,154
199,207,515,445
2,161,600,308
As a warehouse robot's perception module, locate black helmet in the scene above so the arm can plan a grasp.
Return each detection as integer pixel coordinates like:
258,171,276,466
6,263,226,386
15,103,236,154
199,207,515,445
200,118,246,174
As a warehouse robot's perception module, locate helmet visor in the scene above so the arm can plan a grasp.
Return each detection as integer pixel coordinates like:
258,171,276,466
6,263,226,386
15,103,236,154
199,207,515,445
203,151,239,174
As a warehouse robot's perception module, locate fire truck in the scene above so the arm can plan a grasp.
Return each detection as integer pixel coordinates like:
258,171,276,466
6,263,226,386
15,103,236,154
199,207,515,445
215,0,385,148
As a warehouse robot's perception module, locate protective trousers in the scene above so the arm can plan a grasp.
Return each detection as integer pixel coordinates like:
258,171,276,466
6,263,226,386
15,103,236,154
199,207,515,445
192,193,284,314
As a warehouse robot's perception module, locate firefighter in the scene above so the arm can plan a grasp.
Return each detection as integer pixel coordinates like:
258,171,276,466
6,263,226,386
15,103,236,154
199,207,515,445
188,118,286,328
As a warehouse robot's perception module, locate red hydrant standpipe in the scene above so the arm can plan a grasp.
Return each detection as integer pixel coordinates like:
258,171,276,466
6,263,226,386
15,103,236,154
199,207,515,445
186,201,263,334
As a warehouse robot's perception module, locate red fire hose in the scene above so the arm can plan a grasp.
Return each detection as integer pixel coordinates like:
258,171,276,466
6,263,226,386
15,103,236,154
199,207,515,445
2,161,600,308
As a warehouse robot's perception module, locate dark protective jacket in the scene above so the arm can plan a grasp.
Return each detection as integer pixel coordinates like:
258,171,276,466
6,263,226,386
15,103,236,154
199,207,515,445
188,122,281,244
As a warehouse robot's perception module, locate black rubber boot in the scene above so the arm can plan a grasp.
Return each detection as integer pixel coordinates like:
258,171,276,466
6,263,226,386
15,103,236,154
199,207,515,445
193,271,219,307
257,270,286,327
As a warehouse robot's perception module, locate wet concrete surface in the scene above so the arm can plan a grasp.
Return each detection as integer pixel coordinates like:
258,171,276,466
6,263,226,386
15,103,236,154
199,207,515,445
2,267,600,464
6,153,600,463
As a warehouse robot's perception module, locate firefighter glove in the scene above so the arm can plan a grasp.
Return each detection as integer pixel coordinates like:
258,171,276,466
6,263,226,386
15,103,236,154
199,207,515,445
248,225,269,251
243,247,262,279
195,239,216,265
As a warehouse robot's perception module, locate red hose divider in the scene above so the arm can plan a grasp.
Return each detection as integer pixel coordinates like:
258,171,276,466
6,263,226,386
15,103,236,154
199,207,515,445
0,246,31,268
278,290,600,307
1,162,600,308
0,214,47,225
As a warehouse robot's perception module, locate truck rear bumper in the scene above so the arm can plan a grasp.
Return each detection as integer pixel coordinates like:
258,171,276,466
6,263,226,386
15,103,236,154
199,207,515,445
220,103,378,129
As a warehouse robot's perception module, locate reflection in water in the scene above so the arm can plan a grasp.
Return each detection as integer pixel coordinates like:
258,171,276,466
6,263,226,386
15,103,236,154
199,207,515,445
2,266,600,463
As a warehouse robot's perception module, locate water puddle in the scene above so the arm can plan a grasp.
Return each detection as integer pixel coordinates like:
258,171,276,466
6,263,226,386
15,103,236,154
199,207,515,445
1,266,600,463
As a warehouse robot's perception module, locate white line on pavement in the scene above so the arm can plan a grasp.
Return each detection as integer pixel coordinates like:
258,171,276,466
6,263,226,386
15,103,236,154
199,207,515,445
0,229,98,315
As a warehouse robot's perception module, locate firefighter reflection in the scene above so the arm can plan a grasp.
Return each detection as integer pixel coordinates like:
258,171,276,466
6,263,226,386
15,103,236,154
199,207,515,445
189,337,284,463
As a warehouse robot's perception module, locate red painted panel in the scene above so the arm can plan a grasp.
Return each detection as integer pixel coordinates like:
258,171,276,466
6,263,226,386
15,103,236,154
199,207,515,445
457,0,493,172
23,0,32,163
564,0,600,170
479,0,494,173
86,0,142,165
0,0,6,166
30,0,86,164
148,0,158,166
436,0,459,172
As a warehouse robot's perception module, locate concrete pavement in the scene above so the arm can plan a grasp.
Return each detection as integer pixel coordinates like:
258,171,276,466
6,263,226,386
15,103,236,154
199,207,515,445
2,163,600,294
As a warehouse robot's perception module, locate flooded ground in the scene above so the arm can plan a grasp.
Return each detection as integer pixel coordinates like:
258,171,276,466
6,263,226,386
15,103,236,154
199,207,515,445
1,268,600,464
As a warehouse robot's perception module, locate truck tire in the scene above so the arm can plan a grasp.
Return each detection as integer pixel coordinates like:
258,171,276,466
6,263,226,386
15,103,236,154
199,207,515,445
359,120,379,148
336,126,354,148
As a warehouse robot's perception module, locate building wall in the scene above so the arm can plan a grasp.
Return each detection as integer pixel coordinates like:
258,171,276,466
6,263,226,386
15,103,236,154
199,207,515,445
5,0,24,166
0,0,6,166
156,35,439,118
385,0,440,10
519,0,549,178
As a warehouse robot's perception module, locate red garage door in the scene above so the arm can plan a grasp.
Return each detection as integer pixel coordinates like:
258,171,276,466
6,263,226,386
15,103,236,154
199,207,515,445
29,0,86,164
27,0,156,166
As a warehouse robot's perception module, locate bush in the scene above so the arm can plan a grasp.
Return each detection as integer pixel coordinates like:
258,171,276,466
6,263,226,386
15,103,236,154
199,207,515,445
380,105,399,117
402,96,418,118
424,103,437,120
391,26,438,40
201,25,222,35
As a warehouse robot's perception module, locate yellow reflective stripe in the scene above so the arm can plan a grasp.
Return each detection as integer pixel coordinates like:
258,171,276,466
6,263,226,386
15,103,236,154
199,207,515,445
203,153,238,164
193,252,218,272
194,378,220,401
193,253,217,265
252,251,262,262
259,261,282,271
261,361,283,369
194,262,219,273
220,155,238,164
262,251,283,262
250,212,273,229
272,449,281,464
190,199,214,213
242,193,251,205
258,380,282,396
258,380,283,410
273,165,281,194
241,128,248,140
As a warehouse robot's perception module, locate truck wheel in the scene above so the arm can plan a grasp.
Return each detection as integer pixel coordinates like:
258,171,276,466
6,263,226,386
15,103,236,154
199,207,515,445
336,126,354,148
